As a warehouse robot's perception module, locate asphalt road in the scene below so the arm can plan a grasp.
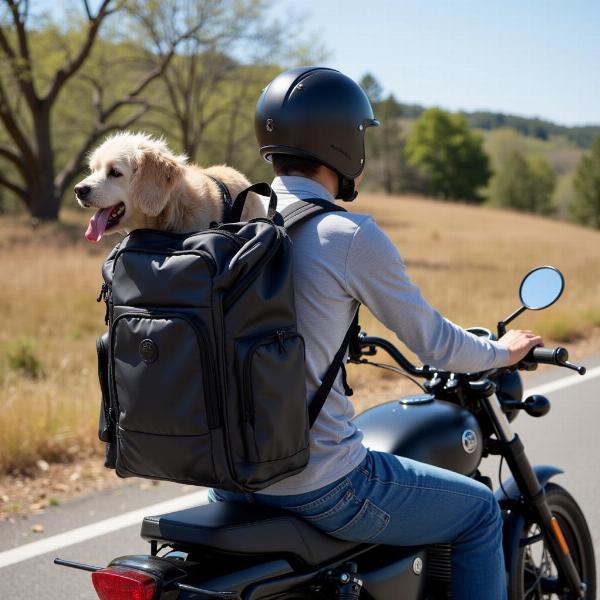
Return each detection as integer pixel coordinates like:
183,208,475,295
1,356,599,599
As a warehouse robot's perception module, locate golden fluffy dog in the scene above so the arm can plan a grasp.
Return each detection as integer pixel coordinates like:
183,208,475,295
75,132,264,242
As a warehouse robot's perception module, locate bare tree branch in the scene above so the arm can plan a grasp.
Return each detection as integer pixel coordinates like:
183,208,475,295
82,0,93,21
6,0,31,65
0,141,25,169
0,170,27,199
1,0,38,104
0,77,35,165
43,0,115,106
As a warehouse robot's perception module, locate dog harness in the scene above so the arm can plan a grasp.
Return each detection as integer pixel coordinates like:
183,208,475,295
205,175,233,223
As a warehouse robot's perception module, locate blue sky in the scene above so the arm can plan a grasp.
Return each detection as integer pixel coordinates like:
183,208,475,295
273,0,600,126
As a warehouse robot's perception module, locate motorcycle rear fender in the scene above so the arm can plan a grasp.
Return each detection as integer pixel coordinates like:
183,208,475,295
109,554,293,598
494,465,563,580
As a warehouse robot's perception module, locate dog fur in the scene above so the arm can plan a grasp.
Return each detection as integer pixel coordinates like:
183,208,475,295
75,132,264,242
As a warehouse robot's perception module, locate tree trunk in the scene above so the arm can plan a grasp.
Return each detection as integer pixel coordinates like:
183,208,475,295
28,177,61,220
29,107,61,220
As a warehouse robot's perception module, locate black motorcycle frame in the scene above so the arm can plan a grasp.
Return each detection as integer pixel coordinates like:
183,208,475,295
351,331,588,598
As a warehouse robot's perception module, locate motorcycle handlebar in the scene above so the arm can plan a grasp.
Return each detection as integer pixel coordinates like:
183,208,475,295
523,346,586,375
357,334,586,377
356,334,427,377
526,346,569,365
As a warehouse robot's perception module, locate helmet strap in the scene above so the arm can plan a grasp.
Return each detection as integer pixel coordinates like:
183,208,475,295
336,175,358,202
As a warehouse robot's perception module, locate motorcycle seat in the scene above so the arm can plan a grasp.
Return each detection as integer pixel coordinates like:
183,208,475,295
141,501,361,566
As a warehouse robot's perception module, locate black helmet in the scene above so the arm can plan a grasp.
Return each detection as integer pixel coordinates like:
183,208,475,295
255,67,379,201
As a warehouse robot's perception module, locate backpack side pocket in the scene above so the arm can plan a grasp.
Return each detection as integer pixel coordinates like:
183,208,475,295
96,332,116,469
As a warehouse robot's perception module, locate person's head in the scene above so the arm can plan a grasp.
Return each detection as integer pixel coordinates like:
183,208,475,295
255,67,379,201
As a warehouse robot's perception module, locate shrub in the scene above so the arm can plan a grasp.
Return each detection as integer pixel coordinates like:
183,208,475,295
7,338,45,379
488,151,556,215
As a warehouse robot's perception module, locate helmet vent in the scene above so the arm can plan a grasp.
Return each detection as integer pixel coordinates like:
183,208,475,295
330,143,350,159
265,119,274,132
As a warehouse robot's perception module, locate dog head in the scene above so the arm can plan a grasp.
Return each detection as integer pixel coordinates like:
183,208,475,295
75,132,186,242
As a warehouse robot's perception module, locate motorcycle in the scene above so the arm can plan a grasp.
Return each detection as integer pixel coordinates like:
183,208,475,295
56,266,596,599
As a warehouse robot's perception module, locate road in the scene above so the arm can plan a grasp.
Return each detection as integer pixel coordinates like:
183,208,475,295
1,357,599,599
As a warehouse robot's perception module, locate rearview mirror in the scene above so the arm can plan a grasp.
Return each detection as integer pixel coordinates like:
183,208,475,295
519,266,564,310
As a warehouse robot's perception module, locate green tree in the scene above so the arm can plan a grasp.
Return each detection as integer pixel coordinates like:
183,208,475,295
405,108,491,202
360,72,383,104
359,74,425,195
489,151,556,215
569,135,600,229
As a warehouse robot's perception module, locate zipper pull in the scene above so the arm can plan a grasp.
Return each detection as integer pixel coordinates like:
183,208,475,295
97,282,111,325
276,330,287,354
96,282,107,303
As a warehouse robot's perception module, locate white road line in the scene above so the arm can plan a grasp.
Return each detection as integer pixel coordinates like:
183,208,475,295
1,365,599,572
0,489,209,570
525,365,600,397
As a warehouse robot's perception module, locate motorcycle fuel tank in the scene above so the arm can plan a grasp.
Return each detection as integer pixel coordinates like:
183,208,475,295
354,395,483,476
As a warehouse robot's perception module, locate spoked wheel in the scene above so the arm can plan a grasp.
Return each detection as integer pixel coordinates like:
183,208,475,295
509,483,596,599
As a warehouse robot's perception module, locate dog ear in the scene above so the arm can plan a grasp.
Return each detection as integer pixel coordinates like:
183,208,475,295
130,148,183,217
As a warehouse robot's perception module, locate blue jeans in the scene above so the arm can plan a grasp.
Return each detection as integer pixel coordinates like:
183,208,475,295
209,450,507,600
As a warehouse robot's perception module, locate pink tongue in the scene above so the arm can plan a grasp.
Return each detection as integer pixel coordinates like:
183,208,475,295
85,208,112,243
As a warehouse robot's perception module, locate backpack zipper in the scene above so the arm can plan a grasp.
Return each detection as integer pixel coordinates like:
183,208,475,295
114,248,217,277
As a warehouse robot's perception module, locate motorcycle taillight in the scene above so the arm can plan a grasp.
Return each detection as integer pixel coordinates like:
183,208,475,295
91,567,157,600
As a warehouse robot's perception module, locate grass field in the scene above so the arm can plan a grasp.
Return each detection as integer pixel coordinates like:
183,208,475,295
1,194,600,477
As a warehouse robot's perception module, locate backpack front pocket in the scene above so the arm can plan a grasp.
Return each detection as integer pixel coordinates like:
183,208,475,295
238,331,308,463
111,312,220,435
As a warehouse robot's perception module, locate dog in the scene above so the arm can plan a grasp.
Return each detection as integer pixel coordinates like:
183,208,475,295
75,132,265,242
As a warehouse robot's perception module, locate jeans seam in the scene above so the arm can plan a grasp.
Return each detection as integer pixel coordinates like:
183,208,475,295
298,490,355,522
286,478,351,512
363,476,493,505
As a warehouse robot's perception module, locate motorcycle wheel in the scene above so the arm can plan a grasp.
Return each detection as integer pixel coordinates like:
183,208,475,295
508,483,596,599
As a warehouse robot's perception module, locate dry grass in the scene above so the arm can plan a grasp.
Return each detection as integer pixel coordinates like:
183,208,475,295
1,195,600,476
0,211,113,475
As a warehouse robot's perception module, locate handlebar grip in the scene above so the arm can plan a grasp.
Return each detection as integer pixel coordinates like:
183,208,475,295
528,346,569,365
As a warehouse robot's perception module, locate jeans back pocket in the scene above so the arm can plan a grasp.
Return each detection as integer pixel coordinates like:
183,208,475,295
328,499,390,542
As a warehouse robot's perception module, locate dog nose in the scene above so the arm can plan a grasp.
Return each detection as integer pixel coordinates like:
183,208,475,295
75,184,91,198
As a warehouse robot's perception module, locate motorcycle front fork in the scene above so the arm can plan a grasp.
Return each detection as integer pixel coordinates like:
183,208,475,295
483,392,587,598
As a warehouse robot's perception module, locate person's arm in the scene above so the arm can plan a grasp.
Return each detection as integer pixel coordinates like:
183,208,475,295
344,217,539,372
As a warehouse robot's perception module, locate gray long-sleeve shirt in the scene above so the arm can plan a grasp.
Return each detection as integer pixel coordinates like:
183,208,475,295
259,176,510,495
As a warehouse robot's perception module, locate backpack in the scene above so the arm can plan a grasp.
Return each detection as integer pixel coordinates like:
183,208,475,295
95,183,359,492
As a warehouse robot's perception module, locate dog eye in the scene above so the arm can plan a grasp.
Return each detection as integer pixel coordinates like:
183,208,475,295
108,168,122,178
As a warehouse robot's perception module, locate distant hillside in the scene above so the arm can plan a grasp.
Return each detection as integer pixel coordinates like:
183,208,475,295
397,103,600,149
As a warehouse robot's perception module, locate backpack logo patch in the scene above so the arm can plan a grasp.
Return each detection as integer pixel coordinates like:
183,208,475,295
139,338,158,364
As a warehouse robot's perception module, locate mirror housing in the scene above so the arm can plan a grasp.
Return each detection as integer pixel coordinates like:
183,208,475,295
519,266,564,310
498,266,565,337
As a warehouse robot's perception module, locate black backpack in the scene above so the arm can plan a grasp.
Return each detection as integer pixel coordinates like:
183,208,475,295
95,183,358,492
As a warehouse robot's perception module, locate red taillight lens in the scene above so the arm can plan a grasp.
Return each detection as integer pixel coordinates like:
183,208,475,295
92,567,157,600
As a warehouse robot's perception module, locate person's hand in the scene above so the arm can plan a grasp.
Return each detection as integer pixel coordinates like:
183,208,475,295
498,329,544,365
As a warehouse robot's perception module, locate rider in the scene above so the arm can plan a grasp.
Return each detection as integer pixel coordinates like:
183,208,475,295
209,67,543,600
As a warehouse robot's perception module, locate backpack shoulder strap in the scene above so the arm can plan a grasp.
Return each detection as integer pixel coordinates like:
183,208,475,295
308,309,360,427
280,198,347,230
280,198,358,427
